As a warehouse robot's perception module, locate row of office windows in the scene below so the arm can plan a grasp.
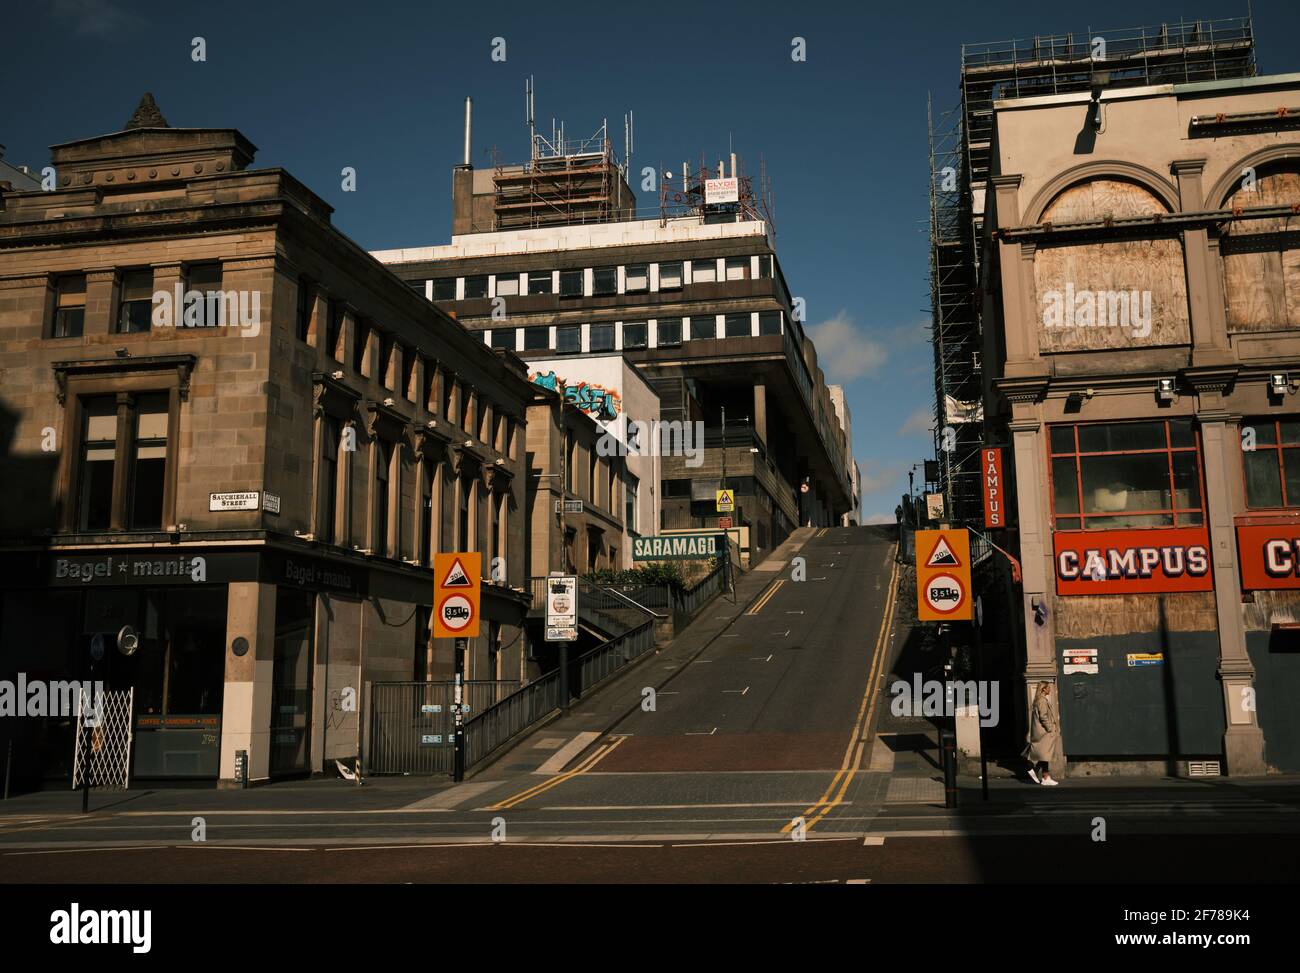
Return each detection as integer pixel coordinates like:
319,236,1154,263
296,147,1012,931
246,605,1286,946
424,254,775,302
1047,417,1300,532
484,312,784,355
49,265,223,339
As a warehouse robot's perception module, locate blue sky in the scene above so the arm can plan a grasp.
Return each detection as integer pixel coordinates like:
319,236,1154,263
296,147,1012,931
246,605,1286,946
6,0,1297,521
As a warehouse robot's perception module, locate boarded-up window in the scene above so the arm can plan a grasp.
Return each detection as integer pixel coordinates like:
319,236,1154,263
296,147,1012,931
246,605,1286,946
1033,178,1189,352
1221,167,1300,333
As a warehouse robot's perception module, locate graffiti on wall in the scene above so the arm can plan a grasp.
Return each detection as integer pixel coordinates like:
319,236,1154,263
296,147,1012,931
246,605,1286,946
530,371,621,421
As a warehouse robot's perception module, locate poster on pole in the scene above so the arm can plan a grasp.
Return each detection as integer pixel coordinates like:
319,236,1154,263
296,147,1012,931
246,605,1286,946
546,575,578,641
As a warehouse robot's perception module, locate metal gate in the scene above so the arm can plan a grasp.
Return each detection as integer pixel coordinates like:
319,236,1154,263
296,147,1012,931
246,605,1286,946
72,688,134,790
367,681,518,775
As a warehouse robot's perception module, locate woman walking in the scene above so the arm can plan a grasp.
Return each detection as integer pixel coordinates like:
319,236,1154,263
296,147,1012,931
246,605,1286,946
1024,682,1063,785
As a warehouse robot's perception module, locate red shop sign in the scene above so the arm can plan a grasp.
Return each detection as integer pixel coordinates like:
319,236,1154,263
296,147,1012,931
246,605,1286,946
1053,526,1213,595
982,447,1005,528
1237,523,1300,590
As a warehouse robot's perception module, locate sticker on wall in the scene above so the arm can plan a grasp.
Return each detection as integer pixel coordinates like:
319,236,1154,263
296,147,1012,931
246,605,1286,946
1063,647,1098,674
1127,652,1164,667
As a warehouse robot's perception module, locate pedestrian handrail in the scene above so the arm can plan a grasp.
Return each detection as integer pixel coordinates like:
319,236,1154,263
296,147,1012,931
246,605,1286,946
604,585,667,619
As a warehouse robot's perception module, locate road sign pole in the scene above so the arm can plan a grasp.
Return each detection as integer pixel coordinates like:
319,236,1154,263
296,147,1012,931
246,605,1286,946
452,661,466,782
974,608,988,801
80,658,93,814
558,641,570,711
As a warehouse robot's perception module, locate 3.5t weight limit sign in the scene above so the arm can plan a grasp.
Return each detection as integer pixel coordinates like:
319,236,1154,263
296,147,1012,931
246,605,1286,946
915,529,972,622
433,552,481,639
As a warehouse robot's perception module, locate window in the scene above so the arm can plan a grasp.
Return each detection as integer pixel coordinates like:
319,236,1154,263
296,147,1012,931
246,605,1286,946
656,318,682,346
375,440,392,555
1242,418,1300,508
460,386,473,433
400,345,415,398
53,275,86,338
418,459,433,566
377,332,394,388
756,254,773,279
658,262,683,290
117,269,153,333
188,263,221,293
414,606,432,681
491,328,516,350
725,257,748,281
325,299,343,360
78,397,117,531
527,271,552,295
77,393,171,531
320,415,340,544
690,314,717,340
353,318,371,375
523,326,550,351
422,358,436,412
625,264,649,293
560,269,584,297
442,371,455,419
593,267,617,296
625,474,639,533
431,278,456,301
464,276,489,299
691,260,716,284
759,310,782,336
295,278,314,342
1048,420,1203,530
129,393,168,529
590,323,615,353
457,477,470,550
494,274,519,297
556,325,580,355
622,322,648,349
725,313,751,338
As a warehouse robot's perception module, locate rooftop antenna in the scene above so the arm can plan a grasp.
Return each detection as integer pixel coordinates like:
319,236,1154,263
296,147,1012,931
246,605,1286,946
525,76,536,161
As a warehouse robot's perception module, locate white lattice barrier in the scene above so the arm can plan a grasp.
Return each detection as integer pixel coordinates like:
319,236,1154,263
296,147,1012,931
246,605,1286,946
72,688,133,790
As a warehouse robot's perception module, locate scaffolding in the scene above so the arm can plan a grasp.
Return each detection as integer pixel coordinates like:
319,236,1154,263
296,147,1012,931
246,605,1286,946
660,152,776,232
927,15,1257,525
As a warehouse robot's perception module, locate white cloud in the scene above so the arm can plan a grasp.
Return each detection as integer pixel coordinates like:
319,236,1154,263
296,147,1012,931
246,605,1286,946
862,511,897,525
52,0,138,35
899,407,933,437
857,462,904,496
807,311,887,382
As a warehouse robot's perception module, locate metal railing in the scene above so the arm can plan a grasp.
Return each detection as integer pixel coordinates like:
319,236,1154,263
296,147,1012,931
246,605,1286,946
463,671,561,769
367,680,520,775
575,619,656,694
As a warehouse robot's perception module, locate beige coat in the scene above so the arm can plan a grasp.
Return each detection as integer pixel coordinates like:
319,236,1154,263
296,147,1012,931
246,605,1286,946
1023,691,1063,773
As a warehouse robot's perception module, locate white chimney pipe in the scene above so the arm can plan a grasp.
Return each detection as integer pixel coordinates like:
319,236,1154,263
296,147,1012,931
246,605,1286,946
730,152,737,179
463,97,472,167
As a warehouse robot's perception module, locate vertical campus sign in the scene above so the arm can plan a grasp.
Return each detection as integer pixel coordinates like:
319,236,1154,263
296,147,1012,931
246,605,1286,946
433,552,481,639
915,528,973,621
982,447,1005,528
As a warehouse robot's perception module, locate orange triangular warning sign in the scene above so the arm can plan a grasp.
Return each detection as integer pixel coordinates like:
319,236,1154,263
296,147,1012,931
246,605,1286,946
441,558,473,588
925,535,961,568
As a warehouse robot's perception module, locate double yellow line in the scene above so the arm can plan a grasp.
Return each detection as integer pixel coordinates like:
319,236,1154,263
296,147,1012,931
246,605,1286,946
747,579,784,615
486,735,627,811
782,551,899,835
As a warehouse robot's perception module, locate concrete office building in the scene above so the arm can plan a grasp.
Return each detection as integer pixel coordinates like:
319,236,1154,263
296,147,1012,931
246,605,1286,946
973,20,1300,774
373,102,854,565
0,96,534,788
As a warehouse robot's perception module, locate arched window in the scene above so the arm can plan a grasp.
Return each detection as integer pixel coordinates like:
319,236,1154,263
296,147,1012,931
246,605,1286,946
1221,164,1300,332
1034,178,1189,351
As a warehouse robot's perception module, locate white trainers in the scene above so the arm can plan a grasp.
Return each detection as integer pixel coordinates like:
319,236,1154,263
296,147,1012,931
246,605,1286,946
1042,776,1060,786
1027,767,1040,784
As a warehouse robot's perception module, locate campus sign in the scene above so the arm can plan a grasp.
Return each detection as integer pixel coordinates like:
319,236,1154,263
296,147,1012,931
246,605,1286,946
632,534,724,561
981,447,1005,528
1236,523,1300,590
1053,527,1212,595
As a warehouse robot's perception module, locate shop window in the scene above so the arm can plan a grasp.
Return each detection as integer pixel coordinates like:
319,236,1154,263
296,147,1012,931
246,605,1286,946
556,325,580,355
656,318,682,346
53,274,86,338
590,323,615,352
464,275,489,299
431,278,456,301
690,314,717,340
1242,418,1300,508
593,267,617,296
1048,419,1204,530
495,273,520,297
658,262,683,290
622,322,648,349
691,259,717,284
527,271,552,295
560,269,584,297
625,264,649,293
117,269,154,333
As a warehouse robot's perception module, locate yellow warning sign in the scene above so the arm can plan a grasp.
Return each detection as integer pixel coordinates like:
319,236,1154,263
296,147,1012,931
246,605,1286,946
915,529,972,622
716,489,735,513
433,552,481,639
